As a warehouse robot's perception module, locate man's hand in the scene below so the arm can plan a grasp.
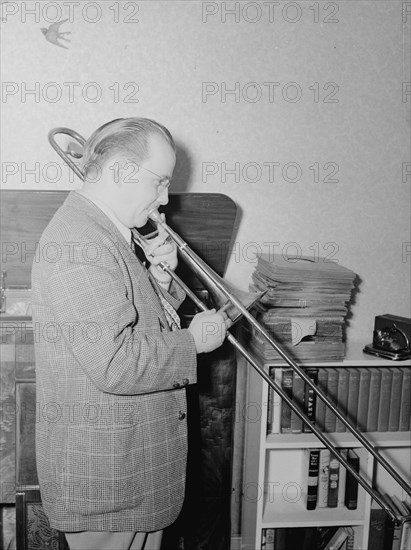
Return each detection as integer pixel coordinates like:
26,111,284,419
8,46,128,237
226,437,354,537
188,309,231,354
145,217,177,284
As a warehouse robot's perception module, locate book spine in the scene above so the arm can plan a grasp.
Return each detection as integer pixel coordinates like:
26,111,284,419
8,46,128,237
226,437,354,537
356,369,371,432
338,448,348,507
265,528,275,550
346,368,360,427
366,368,382,432
377,368,393,432
315,368,329,432
335,368,349,433
391,494,410,516
327,456,340,508
261,529,266,550
324,368,339,433
303,368,318,433
291,371,305,433
400,501,411,550
317,449,330,508
343,526,355,550
399,367,411,431
368,509,389,550
400,522,411,550
328,527,349,550
392,521,402,550
305,449,320,510
271,368,283,434
280,368,293,433
388,368,404,432
344,450,360,510
384,494,404,550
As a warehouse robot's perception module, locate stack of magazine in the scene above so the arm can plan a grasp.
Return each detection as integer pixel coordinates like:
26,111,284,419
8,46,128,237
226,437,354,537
249,254,357,363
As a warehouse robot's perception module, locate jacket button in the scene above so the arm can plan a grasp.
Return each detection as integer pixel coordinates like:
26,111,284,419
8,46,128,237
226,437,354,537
182,378,189,386
178,411,186,420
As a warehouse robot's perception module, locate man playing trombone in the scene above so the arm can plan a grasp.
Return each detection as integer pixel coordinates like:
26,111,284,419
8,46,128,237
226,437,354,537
31,118,230,550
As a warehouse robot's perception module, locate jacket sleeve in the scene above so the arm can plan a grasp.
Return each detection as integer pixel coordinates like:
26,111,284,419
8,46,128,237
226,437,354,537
41,248,198,395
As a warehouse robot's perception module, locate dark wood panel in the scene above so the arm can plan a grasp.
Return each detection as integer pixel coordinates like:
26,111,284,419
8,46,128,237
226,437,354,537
1,191,237,287
16,382,38,487
0,356,16,503
163,340,236,550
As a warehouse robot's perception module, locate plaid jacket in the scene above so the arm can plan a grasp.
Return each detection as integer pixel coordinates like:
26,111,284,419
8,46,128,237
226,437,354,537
31,191,197,532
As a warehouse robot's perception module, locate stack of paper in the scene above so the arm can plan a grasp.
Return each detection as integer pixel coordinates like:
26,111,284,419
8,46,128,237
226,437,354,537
249,254,357,362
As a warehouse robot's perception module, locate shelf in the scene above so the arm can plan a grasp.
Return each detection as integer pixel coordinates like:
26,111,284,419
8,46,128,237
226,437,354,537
262,498,366,528
260,342,411,367
241,349,410,550
265,431,411,449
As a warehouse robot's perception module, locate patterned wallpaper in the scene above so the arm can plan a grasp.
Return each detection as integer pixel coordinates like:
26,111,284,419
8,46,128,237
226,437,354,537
1,1,410,347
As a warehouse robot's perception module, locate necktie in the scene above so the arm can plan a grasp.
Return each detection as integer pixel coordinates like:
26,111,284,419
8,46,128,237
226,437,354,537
148,273,181,331
130,236,181,331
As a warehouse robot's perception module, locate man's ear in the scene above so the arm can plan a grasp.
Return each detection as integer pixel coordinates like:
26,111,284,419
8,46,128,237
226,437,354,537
82,160,103,184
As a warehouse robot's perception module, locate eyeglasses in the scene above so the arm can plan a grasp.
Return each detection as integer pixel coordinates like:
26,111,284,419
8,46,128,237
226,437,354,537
137,164,171,194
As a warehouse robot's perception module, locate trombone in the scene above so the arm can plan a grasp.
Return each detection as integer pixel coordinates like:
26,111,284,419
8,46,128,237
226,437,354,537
48,127,411,525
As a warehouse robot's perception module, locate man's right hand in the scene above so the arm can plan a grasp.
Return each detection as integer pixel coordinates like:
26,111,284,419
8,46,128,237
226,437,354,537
188,309,231,354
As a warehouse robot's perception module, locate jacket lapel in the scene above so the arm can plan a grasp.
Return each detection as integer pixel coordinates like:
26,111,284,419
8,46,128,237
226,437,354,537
67,192,169,329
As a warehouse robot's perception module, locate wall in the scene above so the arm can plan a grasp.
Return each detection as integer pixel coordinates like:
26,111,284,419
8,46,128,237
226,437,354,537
1,0,410,348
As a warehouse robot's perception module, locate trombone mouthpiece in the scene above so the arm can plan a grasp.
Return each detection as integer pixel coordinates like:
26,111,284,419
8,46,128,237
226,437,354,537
148,209,163,224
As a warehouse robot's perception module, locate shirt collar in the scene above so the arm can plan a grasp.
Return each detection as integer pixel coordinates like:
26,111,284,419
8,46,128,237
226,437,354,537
76,189,132,244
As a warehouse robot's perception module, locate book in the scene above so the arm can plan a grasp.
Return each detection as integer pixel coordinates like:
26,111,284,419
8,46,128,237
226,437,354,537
337,448,348,507
304,448,320,510
327,527,349,550
270,367,283,434
343,526,355,550
399,367,411,431
327,455,340,507
388,497,411,550
316,526,340,550
315,368,329,432
389,368,404,432
368,508,391,550
357,369,371,431
391,494,410,517
400,522,411,550
384,494,404,550
269,527,353,550
400,500,411,550
366,368,382,432
291,371,305,433
265,528,275,550
280,368,293,433
346,369,360,428
377,368,393,431
274,528,287,550
303,368,318,433
335,368,349,432
344,449,360,510
317,449,331,508
325,368,339,433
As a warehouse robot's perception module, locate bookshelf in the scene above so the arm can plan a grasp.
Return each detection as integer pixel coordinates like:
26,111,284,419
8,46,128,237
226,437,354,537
240,345,411,550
